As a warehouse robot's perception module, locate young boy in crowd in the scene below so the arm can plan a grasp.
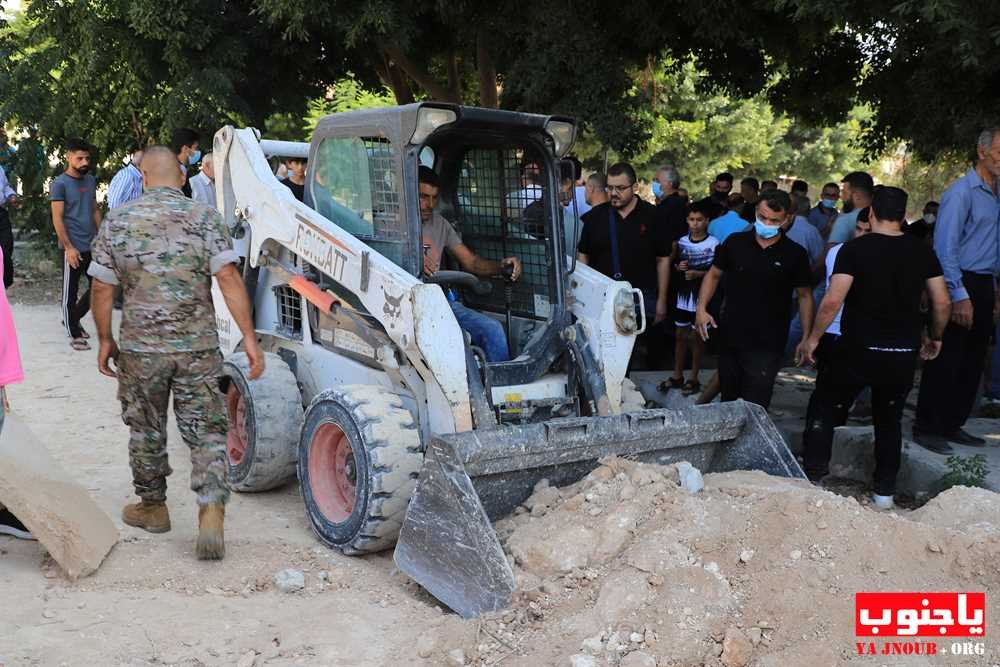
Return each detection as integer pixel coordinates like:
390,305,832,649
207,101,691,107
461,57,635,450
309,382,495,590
661,202,719,395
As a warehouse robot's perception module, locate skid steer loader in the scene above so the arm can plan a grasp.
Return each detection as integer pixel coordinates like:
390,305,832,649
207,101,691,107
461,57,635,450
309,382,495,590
210,104,805,619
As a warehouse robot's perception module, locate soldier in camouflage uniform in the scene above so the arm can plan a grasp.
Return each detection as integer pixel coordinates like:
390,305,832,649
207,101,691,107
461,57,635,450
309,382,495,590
88,146,264,560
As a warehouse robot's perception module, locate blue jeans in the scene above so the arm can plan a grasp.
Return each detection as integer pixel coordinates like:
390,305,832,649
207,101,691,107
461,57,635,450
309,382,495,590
450,301,510,362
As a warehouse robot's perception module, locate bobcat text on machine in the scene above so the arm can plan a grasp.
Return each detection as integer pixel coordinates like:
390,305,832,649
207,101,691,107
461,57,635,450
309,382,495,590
210,103,804,618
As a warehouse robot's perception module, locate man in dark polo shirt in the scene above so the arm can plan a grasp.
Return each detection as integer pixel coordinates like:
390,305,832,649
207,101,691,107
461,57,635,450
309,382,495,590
578,162,672,327
695,189,813,408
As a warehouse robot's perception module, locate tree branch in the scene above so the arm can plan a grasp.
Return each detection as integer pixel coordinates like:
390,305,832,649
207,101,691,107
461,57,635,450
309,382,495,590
382,45,459,103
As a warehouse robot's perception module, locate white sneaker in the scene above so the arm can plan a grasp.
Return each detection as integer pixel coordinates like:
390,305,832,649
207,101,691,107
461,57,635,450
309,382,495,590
872,494,895,511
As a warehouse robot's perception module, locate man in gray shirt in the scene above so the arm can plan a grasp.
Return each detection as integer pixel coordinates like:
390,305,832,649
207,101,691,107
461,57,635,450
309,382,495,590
50,137,101,349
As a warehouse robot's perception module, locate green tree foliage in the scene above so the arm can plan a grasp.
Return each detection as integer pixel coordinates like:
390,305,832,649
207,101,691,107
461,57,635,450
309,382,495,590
0,1,324,172
573,59,870,200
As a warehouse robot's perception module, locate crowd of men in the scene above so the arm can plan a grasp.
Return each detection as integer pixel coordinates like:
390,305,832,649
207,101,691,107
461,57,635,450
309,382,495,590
0,122,997,549
571,126,1000,510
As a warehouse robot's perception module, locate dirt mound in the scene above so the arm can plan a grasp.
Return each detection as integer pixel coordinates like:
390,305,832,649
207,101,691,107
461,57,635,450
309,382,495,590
430,459,1000,666
910,486,1000,535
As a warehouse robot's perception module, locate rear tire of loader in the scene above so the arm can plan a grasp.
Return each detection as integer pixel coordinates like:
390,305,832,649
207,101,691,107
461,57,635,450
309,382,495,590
222,352,303,491
298,386,422,555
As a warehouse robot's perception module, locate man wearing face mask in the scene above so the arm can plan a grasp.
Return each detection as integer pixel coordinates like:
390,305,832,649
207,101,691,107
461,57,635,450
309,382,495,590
808,182,841,237
695,189,813,408
170,128,201,198
50,138,101,350
653,165,687,245
694,172,734,221
904,200,939,241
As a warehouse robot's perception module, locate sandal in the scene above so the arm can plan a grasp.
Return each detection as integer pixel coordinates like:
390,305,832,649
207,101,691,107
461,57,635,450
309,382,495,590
79,326,90,340
70,338,91,351
681,380,701,396
657,377,685,392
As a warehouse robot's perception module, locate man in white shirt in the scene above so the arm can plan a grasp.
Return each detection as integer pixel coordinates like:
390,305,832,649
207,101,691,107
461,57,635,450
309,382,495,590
190,153,216,206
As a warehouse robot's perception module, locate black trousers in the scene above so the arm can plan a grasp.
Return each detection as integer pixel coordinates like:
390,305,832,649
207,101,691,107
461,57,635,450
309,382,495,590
0,207,12,289
719,345,782,409
803,342,916,495
62,250,92,339
915,271,995,434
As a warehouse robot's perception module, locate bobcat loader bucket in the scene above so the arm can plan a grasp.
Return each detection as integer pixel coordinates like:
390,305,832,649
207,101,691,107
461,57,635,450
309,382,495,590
394,399,804,618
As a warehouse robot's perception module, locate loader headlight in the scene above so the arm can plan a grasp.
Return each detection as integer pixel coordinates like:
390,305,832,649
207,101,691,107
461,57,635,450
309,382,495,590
411,106,458,145
545,120,576,158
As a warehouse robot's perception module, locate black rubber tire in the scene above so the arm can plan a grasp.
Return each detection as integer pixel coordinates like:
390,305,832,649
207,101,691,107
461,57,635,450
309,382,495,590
222,351,303,491
298,385,422,555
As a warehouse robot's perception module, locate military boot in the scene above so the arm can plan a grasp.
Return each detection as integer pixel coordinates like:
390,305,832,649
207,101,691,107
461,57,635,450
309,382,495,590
122,500,171,533
196,504,225,560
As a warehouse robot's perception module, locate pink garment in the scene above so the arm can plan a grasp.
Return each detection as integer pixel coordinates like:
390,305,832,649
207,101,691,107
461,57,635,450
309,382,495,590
0,246,23,386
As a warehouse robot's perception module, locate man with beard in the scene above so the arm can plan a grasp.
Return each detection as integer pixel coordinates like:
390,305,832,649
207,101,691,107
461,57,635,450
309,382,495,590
50,138,101,350
578,162,671,330
694,172,734,221
827,171,874,246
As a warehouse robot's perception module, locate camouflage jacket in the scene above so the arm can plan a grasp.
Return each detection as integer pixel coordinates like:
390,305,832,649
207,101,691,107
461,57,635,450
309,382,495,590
89,186,238,353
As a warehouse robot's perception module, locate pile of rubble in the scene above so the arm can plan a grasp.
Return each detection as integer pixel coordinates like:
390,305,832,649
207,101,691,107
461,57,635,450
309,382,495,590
421,458,1000,666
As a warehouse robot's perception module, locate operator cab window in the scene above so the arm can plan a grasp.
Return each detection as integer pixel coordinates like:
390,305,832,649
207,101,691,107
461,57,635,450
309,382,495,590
311,135,406,267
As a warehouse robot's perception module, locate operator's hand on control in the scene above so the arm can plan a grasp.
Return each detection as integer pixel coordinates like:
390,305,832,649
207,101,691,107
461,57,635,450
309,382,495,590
501,257,522,281
97,338,120,378
795,337,818,368
920,333,942,361
245,337,266,380
695,308,716,342
422,253,440,279
951,298,973,329
654,297,668,325
65,246,81,269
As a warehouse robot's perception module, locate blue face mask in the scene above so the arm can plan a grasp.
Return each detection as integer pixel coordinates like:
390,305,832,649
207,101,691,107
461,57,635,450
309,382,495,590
754,219,781,239
188,149,202,165
651,180,662,199
821,198,837,209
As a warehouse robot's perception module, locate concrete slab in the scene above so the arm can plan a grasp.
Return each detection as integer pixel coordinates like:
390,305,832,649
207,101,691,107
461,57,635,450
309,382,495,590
0,411,118,579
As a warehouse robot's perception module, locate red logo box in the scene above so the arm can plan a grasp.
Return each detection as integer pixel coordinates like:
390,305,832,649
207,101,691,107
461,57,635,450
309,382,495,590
856,593,986,637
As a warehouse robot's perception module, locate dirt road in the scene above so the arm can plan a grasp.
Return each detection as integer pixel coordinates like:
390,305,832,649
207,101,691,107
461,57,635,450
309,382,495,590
0,304,456,666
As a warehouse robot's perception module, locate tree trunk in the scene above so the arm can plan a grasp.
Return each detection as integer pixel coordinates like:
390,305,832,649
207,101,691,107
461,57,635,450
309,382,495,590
375,56,416,105
476,30,499,108
382,45,461,103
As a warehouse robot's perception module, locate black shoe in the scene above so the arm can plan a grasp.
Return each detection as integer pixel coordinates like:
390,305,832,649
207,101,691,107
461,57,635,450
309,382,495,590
911,428,954,454
0,508,35,540
946,429,986,447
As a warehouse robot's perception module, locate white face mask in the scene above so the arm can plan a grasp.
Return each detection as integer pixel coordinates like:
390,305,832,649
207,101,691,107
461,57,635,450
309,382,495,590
923,212,936,224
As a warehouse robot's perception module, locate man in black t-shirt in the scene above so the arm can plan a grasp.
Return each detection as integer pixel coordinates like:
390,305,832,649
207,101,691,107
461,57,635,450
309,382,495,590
799,186,951,510
280,157,307,202
578,162,672,325
695,190,813,408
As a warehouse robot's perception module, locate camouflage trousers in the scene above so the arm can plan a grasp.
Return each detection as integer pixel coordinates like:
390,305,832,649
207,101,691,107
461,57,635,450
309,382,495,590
117,350,230,506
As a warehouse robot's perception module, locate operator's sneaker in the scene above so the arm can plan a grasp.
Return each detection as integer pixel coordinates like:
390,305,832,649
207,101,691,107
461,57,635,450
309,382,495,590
872,494,896,511
0,508,35,540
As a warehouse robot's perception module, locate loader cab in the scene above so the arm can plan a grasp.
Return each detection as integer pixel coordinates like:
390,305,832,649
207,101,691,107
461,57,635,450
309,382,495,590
306,104,578,389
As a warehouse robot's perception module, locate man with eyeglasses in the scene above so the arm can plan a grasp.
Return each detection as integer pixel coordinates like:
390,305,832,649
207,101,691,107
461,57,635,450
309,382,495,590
578,162,672,333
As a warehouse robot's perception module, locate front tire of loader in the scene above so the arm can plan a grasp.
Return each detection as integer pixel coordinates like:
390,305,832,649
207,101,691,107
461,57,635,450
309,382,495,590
222,352,303,491
298,386,422,555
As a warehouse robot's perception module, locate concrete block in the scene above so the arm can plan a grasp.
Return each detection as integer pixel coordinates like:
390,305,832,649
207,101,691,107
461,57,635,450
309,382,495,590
0,412,118,579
